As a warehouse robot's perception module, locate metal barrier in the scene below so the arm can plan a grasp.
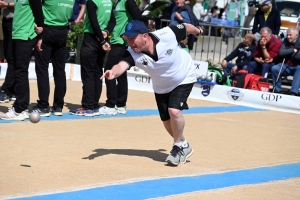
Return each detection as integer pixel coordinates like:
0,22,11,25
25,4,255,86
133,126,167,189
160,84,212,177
159,19,252,63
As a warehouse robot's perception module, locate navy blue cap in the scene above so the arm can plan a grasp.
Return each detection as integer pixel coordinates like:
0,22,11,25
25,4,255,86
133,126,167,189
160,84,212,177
122,20,148,37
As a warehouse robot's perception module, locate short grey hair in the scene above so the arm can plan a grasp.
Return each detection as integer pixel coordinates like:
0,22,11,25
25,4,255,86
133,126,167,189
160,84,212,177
287,27,299,36
260,27,272,35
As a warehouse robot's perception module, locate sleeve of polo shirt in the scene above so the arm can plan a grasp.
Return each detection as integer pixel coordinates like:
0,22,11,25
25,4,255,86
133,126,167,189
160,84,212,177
169,24,188,43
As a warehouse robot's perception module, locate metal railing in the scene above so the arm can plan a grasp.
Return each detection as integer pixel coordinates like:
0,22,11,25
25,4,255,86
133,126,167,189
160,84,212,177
159,19,252,63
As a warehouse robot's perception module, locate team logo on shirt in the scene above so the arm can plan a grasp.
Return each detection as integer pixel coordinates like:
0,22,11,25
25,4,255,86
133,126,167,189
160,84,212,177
20,0,26,3
140,58,148,65
165,49,173,56
176,24,184,29
127,23,133,31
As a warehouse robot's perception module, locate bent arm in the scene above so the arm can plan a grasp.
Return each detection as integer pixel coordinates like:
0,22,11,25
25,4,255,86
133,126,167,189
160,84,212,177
103,61,130,80
183,23,202,36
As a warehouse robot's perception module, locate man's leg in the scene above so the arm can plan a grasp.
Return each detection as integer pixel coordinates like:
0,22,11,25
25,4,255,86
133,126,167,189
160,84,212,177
261,63,274,78
103,44,128,114
162,109,185,143
271,63,285,93
93,49,105,111
34,27,52,111
0,38,37,120
13,38,37,113
223,62,235,74
246,61,258,74
69,34,99,116
51,27,68,110
289,65,300,95
1,18,14,98
156,83,194,165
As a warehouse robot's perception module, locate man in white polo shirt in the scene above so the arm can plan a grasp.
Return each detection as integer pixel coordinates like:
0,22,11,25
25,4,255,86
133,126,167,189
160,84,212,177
101,20,202,166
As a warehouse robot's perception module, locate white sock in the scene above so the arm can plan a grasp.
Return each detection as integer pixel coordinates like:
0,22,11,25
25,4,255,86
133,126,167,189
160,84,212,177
174,140,188,148
173,141,183,147
181,140,188,148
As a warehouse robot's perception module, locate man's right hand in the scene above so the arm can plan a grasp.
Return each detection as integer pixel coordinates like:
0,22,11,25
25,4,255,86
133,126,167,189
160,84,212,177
101,70,115,80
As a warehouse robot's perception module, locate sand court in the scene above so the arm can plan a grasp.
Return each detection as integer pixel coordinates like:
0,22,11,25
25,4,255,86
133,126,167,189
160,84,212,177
0,80,300,199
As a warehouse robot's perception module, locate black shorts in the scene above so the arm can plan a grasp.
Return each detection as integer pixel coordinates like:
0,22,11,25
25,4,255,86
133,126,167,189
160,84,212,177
154,83,194,121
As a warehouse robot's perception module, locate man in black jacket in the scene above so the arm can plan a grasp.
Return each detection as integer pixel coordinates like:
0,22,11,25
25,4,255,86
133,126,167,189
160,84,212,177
252,0,281,37
271,27,300,95
221,33,256,75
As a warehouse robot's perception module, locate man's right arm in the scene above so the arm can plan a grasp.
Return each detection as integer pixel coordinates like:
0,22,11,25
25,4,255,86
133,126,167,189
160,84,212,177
87,1,105,44
102,51,134,80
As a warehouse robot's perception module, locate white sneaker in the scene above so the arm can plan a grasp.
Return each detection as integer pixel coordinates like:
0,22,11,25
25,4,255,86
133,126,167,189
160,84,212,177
0,108,29,121
99,106,117,115
115,106,126,114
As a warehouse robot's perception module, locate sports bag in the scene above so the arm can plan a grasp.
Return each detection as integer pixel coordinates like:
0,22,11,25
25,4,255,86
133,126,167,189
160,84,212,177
208,67,231,86
234,70,270,92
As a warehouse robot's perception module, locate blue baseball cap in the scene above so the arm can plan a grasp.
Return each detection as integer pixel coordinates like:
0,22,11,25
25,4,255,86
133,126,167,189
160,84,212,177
122,20,148,37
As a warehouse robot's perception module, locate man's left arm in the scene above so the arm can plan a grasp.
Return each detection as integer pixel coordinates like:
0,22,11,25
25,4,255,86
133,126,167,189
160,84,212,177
169,23,202,43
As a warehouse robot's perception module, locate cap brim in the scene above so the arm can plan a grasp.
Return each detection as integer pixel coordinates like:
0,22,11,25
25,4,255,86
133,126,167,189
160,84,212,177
121,31,139,37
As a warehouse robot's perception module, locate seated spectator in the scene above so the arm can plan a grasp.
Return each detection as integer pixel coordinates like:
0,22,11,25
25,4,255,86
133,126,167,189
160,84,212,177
271,27,300,96
221,33,256,75
247,27,282,78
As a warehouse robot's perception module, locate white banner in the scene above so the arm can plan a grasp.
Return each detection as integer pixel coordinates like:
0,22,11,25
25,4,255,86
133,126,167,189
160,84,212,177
0,62,299,114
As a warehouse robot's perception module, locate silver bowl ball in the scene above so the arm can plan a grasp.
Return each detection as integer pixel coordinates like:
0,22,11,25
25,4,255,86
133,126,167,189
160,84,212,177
29,112,41,124
206,76,213,82
200,75,206,80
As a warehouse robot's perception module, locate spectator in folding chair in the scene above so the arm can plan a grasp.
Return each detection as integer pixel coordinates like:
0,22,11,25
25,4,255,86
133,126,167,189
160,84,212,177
221,33,256,75
271,27,300,96
247,27,282,78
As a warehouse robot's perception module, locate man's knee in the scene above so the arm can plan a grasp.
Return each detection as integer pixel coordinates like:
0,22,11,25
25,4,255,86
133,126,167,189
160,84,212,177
168,108,182,118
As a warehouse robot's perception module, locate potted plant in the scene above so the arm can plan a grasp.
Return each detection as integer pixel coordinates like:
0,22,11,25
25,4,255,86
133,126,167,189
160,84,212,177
67,22,84,64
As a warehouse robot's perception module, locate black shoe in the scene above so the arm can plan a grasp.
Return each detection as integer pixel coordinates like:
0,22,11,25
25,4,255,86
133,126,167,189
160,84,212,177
29,106,50,117
0,91,9,103
50,107,63,116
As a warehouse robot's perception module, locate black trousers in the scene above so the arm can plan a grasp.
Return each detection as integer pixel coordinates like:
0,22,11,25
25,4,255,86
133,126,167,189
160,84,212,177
104,44,128,108
12,38,37,113
1,18,14,96
80,33,106,110
35,26,68,109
